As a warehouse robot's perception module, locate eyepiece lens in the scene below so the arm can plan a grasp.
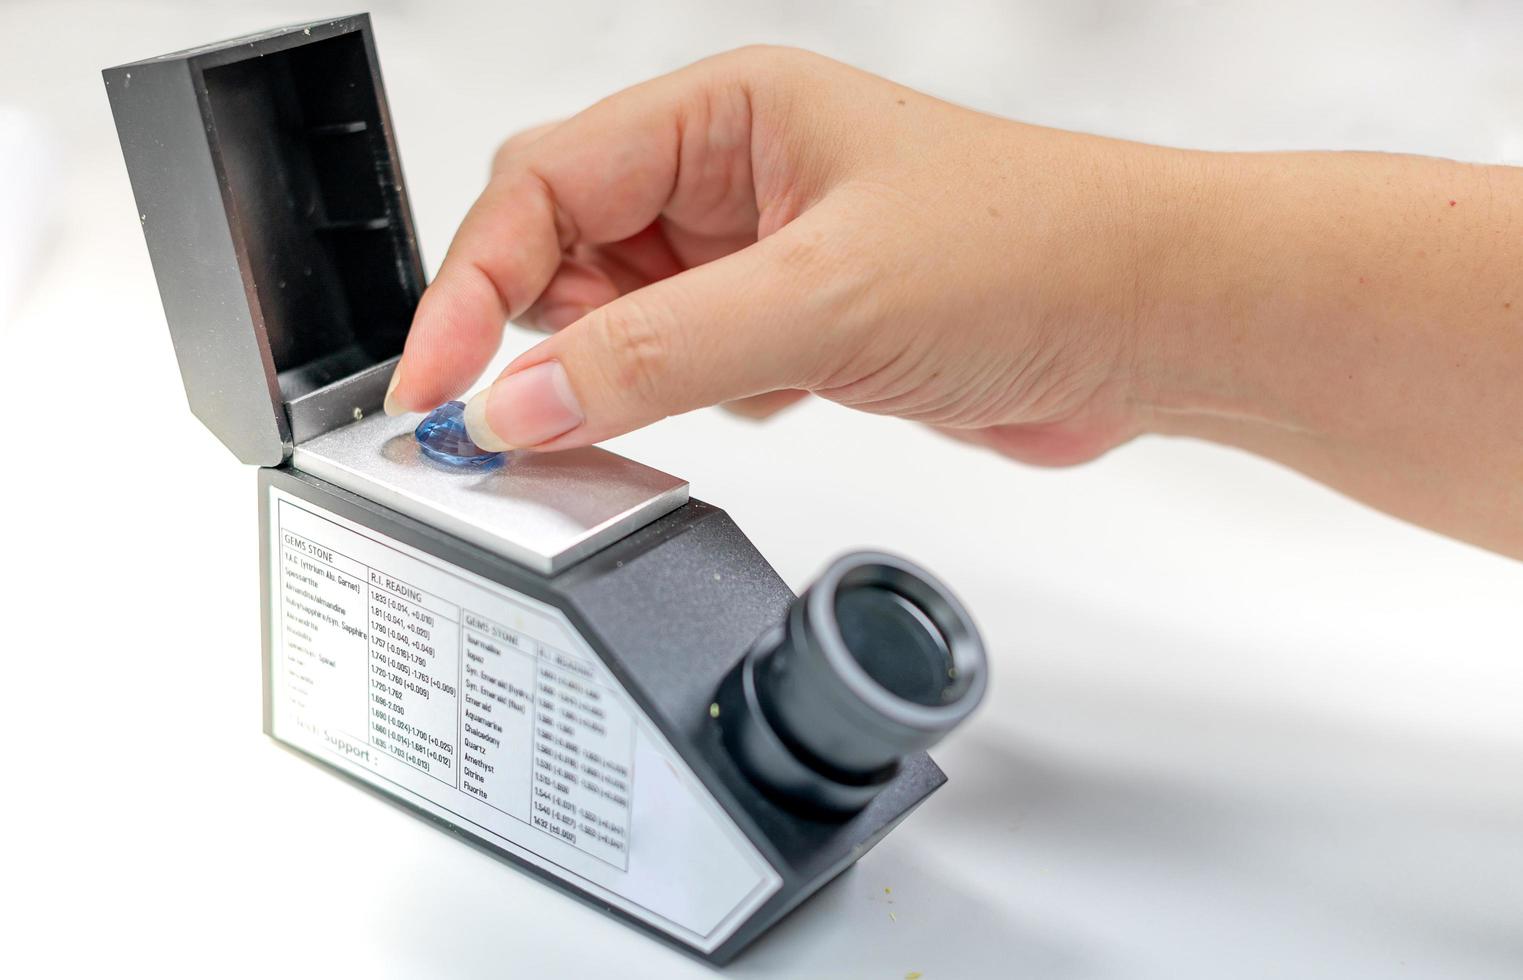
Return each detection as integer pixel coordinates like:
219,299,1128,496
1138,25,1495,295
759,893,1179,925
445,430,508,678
714,551,988,815
833,584,957,707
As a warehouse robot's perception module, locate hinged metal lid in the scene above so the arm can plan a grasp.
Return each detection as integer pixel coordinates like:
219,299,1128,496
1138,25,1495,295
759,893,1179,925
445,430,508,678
105,14,424,465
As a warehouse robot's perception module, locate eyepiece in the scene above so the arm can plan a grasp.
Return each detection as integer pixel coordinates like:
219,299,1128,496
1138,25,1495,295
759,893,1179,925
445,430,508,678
715,552,987,815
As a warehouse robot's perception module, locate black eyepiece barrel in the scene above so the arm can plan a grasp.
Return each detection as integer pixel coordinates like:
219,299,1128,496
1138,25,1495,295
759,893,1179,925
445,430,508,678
715,552,987,815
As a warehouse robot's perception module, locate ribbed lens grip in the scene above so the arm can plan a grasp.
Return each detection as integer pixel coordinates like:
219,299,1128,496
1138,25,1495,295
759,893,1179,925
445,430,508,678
715,552,987,816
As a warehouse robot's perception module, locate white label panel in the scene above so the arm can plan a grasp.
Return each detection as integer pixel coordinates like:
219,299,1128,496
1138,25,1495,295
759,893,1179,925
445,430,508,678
267,487,779,952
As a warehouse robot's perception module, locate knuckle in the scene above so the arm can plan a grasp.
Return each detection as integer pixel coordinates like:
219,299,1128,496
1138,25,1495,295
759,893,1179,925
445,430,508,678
767,226,824,270
717,44,811,80
728,43,799,63
589,303,675,408
490,122,558,174
490,138,516,174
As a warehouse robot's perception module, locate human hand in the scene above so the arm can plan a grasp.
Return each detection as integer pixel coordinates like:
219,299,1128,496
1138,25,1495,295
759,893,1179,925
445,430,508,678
384,47,1523,559
383,46,1177,466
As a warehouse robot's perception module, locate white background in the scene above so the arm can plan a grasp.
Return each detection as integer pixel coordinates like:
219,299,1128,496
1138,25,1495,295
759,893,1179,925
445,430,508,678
1,1,1520,977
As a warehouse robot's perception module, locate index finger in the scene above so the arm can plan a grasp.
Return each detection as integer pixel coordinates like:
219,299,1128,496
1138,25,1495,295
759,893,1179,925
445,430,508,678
385,54,761,413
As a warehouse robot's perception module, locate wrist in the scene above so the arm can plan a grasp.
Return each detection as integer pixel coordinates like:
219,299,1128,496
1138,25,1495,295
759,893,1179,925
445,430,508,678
1126,148,1298,441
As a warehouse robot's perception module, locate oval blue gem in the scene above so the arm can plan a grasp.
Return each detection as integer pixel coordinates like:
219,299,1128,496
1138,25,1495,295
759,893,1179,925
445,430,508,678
414,401,505,467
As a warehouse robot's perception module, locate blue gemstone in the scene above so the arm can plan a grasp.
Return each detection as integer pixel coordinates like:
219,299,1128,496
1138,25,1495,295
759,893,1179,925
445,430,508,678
414,401,505,467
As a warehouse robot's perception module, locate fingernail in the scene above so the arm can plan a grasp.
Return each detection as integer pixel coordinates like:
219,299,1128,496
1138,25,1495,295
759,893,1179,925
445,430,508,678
383,361,407,416
464,360,583,450
536,304,590,332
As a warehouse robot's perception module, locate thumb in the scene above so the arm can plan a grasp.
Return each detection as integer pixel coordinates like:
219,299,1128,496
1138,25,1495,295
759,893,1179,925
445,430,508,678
463,220,845,452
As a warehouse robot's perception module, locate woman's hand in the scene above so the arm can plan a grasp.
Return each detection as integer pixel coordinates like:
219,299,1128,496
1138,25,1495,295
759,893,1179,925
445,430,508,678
384,46,1173,466
386,46,1523,559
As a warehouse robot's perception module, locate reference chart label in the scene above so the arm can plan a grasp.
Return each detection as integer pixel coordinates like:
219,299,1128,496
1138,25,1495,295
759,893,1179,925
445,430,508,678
268,487,779,952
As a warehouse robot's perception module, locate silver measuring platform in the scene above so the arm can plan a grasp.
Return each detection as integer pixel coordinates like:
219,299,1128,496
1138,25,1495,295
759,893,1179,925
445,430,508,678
293,411,689,575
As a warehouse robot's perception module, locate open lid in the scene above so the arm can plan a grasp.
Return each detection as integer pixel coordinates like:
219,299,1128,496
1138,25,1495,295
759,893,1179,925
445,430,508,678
104,14,424,465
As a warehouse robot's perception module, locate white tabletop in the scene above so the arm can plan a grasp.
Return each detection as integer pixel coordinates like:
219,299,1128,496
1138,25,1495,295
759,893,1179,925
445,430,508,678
3,2,1520,977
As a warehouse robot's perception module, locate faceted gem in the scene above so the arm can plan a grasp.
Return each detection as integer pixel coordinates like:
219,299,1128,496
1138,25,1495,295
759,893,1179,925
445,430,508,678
414,400,505,467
